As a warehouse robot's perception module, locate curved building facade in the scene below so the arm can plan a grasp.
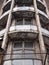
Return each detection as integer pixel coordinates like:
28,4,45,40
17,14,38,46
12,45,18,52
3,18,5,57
0,0,49,65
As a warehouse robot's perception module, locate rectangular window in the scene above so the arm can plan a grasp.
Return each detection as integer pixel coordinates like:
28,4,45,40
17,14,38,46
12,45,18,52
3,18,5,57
24,41,33,48
13,60,33,65
15,0,33,6
14,41,22,48
16,18,32,25
3,60,42,65
16,18,23,25
14,41,33,49
12,40,35,59
25,18,32,25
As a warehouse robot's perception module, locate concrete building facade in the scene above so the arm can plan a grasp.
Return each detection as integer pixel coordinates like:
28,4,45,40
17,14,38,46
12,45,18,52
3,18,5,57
0,0,49,65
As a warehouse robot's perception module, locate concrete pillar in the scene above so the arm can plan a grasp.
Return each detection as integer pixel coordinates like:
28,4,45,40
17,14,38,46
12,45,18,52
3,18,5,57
2,0,15,50
33,0,47,64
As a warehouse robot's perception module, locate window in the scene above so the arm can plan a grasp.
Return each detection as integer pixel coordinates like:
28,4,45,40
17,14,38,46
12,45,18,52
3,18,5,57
15,0,33,6
16,18,23,25
3,60,42,65
24,41,33,48
3,40,42,65
16,18,33,25
13,60,33,65
4,61,11,65
14,41,22,48
12,40,34,59
13,41,33,49
25,18,32,25
34,60,42,65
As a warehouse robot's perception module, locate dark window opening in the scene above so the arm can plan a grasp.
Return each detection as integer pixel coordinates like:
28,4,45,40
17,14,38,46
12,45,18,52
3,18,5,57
16,18,23,25
25,18,32,25
16,18,33,25
14,41,22,48
15,0,33,6
24,41,33,48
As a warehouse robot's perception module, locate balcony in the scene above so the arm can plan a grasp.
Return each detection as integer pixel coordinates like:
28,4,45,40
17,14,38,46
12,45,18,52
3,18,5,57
2,0,46,14
0,6,49,26
0,25,49,38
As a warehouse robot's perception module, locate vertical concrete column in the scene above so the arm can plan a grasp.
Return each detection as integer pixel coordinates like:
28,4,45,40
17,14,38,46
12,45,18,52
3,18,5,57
2,0,15,50
43,0,49,17
33,0,47,64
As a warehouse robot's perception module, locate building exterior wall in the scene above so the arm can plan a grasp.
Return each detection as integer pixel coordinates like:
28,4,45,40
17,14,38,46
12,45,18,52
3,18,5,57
0,0,49,65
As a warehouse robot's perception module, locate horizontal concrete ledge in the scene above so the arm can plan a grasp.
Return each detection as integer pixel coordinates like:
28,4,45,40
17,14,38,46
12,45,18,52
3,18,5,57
0,25,49,38
0,7,48,20
3,0,44,9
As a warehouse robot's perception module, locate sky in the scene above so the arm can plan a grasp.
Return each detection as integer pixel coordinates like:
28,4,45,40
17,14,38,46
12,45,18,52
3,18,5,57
0,0,49,10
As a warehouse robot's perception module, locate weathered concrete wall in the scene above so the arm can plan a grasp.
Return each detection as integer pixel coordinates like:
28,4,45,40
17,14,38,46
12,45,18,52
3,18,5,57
0,0,49,10
46,0,49,10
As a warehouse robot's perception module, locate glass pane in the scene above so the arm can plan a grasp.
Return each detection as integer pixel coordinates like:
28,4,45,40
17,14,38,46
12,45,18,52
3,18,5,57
14,41,22,48
24,41,33,48
25,18,32,25
34,60,42,65
16,18,23,25
3,61,11,65
13,60,33,65
13,60,22,65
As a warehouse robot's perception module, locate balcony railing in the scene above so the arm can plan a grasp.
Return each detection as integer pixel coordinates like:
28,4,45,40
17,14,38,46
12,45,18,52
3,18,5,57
0,25,49,37
0,7,48,20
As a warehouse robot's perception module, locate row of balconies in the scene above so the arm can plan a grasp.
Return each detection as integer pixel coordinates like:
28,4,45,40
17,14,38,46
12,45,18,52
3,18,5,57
0,6,49,29
0,0,49,46
0,0,49,30
2,0,46,14
0,25,49,38
0,26,49,49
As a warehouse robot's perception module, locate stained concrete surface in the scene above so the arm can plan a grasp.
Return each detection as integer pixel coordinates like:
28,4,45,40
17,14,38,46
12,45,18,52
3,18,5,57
0,0,49,10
